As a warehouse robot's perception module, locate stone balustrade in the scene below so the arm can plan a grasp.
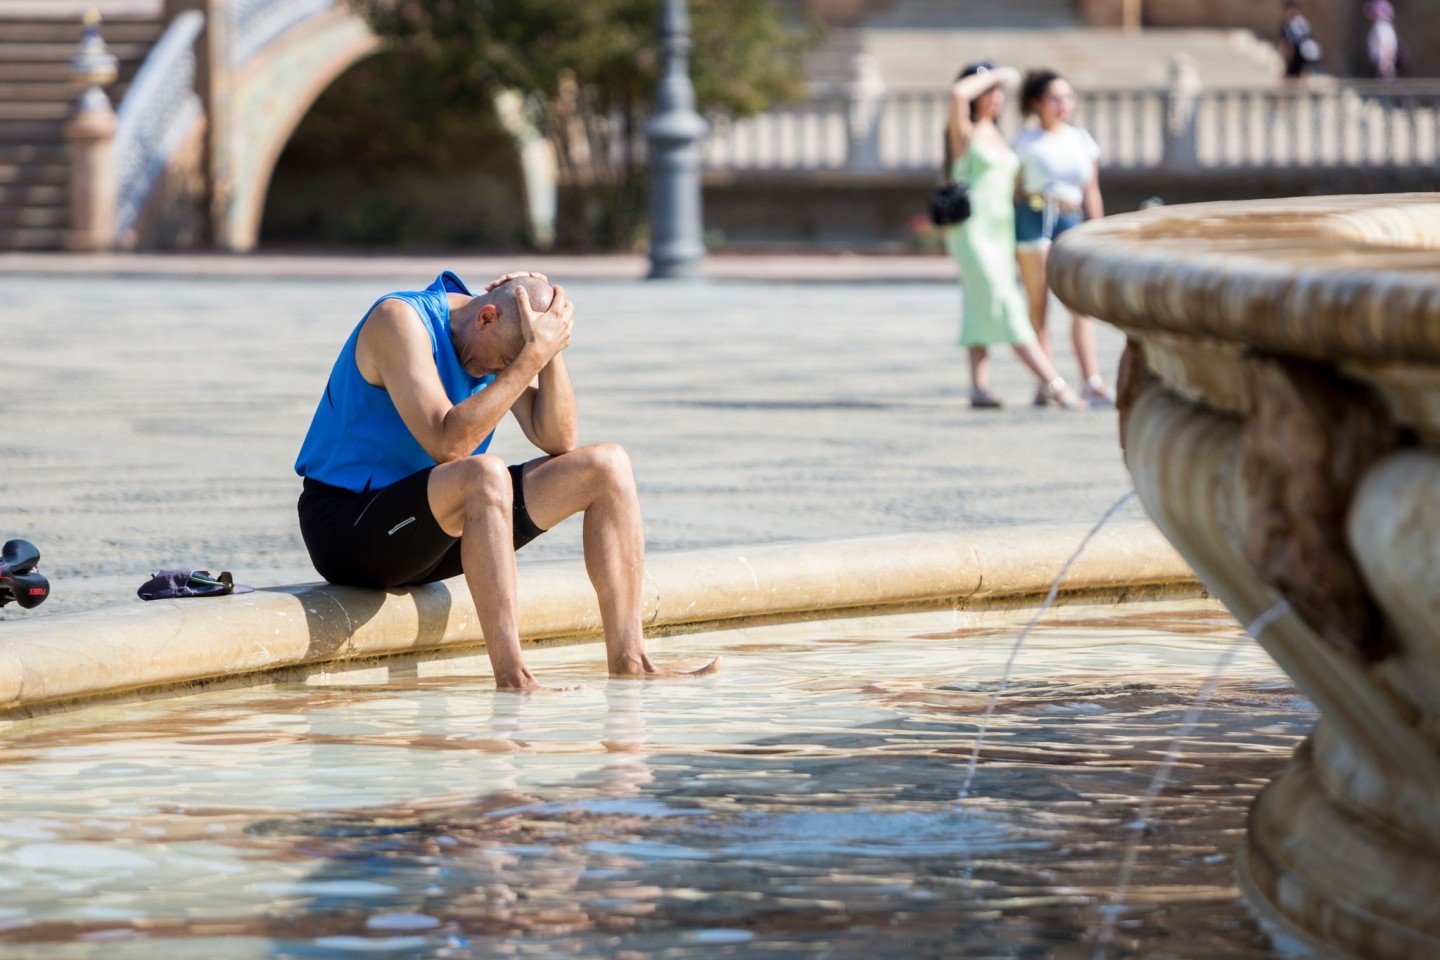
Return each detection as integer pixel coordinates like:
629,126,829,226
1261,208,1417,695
695,76,1440,174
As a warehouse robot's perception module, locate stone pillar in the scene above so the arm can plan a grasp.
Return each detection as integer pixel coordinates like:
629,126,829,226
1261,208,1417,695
65,10,119,252
1122,0,1142,31
845,53,886,172
494,90,558,249
205,0,233,250
164,0,227,248
1162,53,1201,172
646,0,708,280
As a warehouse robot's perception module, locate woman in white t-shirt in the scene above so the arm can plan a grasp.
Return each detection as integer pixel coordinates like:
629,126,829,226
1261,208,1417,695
1012,70,1114,407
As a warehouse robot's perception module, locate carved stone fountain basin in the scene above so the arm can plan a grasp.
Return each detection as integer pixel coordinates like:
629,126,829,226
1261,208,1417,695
1051,194,1440,960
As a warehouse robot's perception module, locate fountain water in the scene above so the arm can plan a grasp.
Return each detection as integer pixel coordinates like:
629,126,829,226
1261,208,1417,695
1091,599,1292,960
957,490,1137,802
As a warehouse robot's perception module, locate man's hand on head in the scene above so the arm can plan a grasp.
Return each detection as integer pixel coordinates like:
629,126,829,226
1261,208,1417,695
516,284,574,364
484,271,549,293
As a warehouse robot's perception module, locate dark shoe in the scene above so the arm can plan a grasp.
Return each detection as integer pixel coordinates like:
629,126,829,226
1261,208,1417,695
970,389,1004,409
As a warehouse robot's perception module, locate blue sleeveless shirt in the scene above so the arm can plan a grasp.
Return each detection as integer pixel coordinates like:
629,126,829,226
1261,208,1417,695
295,271,495,492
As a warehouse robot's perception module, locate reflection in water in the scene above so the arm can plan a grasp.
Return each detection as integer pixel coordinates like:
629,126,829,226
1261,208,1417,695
1092,599,1292,960
959,491,1137,803
0,604,1313,958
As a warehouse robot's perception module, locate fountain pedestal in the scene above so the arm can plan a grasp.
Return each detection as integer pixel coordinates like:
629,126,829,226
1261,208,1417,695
1051,195,1440,959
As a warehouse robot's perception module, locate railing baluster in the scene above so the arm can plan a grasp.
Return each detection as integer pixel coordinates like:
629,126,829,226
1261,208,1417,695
1283,88,1297,166
802,105,816,169
1128,90,1139,167
1151,90,1165,166
1220,91,1232,166
1111,92,1126,167
780,105,795,169
1307,89,1321,167
691,82,1440,180
1258,90,1271,166
1358,92,1371,167
1246,90,1259,166
1202,92,1218,166
1407,95,1420,166
1385,93,1397,166
1422,97,1434,166
902,94,914,171
826,100,842,170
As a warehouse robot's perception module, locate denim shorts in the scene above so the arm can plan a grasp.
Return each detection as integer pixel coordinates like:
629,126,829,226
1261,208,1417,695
1015,200,1084,248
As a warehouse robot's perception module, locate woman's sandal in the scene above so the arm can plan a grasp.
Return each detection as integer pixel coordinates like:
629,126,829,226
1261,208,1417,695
1081,376,1116,408
1043,376,1088,411
971,388,1005,409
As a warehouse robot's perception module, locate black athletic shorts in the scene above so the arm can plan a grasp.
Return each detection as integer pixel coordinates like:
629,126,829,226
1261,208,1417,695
298,463,546,588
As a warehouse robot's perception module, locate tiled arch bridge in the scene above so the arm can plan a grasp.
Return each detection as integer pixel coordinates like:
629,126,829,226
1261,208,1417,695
2,1,471,251
217,0,379,251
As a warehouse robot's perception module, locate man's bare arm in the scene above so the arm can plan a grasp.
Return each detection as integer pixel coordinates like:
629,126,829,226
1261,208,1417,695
358,299,551,463
512,352,578,454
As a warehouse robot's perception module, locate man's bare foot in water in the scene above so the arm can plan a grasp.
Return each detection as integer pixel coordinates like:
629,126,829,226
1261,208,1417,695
608,653,724,680
493,665,583,693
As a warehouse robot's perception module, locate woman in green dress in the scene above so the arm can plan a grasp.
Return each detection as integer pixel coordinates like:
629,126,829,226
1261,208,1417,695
944,62,1084,410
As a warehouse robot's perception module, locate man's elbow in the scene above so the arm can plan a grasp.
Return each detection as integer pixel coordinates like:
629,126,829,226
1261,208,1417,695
544,439,579,457
541,429,578,456
432,442,474,465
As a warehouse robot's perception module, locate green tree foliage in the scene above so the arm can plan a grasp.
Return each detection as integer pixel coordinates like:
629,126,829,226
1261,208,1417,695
355,0,816,248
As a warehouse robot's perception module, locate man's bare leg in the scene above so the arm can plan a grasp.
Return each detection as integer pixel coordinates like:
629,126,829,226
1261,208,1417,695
428,454,541,691
521,444,721,679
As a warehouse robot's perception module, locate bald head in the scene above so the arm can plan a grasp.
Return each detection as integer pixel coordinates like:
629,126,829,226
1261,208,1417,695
453,275,558,377
477,276,555,338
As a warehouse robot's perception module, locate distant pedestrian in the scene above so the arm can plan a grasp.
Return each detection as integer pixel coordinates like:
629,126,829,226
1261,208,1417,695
1365,1,1400,80
944,62,1084,410
1279,3,1322,80
1012,70,1114,408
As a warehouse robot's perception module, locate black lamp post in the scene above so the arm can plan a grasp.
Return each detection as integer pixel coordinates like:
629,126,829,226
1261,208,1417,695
646,0,708,279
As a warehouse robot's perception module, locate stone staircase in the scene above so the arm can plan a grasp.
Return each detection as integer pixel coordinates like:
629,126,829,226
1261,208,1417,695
864,0,1080,29
855,28,1283,91
0,13,163,250
803,0,1282,93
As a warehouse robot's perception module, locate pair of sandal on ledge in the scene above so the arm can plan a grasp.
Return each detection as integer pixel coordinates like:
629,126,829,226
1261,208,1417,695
971,376,1116,411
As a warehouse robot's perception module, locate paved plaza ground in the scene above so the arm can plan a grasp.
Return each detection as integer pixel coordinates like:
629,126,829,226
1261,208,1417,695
0,256,1139,619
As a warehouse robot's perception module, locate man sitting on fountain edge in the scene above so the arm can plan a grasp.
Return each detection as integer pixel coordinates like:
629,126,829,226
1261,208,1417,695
294,270,722,691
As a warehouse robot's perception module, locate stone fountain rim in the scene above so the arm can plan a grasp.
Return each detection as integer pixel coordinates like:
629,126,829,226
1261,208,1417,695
1049,193,1440,365
0,522,1196,721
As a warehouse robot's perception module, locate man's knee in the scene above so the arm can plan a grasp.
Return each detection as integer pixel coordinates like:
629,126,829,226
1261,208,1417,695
457,454,513,515
584,443,635,492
